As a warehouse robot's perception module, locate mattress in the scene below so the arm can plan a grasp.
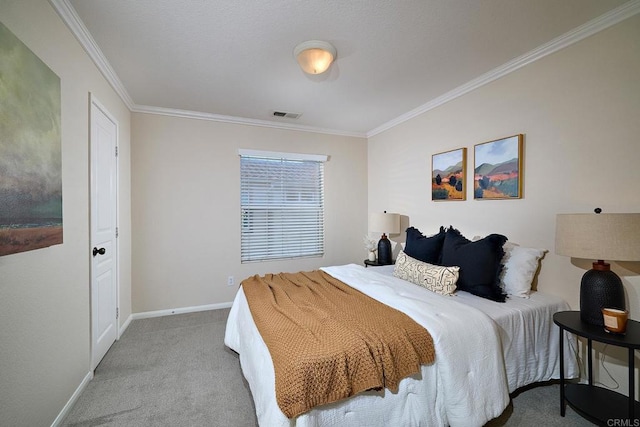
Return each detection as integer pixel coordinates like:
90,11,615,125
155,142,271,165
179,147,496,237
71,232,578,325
224,263,578,427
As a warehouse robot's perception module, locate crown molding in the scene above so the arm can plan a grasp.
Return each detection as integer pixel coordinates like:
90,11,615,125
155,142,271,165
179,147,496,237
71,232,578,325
131,105,366,138
49,0,135,108
50,0,639,139
366,0,640,138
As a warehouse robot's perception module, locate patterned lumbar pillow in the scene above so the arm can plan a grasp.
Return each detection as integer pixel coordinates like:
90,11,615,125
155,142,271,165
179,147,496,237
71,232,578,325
393,250,459,296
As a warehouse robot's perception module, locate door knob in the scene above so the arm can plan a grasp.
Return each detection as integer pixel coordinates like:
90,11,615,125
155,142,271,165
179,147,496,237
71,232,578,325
93,247,106,257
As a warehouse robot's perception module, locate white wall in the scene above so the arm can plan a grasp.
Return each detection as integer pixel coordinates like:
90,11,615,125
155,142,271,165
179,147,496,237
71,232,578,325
131,113,368,313
0,1,132,426
368,14,640,395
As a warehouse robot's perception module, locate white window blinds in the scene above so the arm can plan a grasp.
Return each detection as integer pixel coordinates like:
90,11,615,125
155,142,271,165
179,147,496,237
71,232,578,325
240,150,326,263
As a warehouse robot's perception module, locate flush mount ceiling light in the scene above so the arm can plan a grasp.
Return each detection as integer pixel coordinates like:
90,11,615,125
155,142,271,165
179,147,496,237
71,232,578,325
294,40,337,75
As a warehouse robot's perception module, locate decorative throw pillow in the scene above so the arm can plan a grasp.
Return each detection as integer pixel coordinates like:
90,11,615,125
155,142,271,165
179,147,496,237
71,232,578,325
404,226,446,264
501,242,547,298
393,250,459,296
440,227,507,302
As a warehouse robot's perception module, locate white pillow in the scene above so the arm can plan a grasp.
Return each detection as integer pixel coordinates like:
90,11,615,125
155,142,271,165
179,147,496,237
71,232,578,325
500,242,546,298
393,250,459,296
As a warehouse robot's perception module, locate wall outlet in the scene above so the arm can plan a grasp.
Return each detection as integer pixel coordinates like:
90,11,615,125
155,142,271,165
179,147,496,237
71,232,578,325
227,276,235,287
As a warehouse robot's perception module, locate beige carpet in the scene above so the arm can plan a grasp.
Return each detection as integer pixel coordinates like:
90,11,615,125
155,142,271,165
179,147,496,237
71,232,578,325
62,309,593,426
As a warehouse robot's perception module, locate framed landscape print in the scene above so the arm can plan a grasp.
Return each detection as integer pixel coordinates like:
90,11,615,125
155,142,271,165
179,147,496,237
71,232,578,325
0,22,63,256
474,134,523,200
432,148,466,201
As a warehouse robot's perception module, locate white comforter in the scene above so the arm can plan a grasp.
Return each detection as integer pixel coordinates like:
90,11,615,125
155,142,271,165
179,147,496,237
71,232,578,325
372,265,579,393
225,264,578,426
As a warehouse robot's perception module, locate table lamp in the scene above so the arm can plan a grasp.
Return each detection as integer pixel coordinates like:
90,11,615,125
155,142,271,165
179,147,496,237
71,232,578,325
369,211,400,265
555,209,640,326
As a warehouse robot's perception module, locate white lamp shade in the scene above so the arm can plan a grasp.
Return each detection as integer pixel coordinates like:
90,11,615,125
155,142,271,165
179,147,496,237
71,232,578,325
369,212,400,235
294,40,336,75
555,213,640,261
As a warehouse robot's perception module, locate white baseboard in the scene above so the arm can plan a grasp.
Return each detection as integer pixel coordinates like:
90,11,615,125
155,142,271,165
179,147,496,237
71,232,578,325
51,370,93,427
131,301,233,320
119,313,133,338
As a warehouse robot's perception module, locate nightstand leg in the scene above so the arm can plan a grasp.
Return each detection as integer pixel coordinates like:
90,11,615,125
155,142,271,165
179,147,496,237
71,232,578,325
559,328,565,417
629,348,635,421
587,339,593,386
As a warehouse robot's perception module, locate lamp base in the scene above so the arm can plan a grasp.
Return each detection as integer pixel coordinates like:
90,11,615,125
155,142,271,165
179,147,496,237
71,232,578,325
377,234,393,265
580,261,625,326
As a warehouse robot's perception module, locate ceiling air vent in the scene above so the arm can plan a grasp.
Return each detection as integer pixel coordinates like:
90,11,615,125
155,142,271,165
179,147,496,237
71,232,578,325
273,111,301,119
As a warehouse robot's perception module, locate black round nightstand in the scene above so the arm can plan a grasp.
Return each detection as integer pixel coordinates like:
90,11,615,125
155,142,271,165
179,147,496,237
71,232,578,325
554,310,640,424
364,259,394,268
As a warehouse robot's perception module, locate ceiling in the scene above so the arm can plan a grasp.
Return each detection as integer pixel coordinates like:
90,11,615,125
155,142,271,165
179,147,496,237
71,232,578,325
56,0,634,137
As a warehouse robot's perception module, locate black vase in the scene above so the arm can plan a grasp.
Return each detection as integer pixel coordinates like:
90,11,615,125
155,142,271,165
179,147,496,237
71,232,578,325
377,234,393,265
580,268,625,326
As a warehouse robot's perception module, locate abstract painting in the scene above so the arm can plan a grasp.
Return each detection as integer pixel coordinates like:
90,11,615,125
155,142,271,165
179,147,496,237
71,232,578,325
474,134,523,200
0,22,62,256
432,148,466,201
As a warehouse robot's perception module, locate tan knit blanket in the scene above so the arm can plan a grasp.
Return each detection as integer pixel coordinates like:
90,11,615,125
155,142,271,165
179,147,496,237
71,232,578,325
241,270,435,418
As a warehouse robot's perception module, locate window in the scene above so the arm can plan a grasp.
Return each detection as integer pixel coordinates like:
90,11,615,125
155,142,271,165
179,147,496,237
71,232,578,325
239,150,327,263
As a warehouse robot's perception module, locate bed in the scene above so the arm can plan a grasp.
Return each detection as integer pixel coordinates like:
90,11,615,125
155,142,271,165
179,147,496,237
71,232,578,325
224,262,579,427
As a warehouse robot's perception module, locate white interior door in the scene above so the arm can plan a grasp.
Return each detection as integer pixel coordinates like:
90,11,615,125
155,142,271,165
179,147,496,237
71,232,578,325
90,95,118,371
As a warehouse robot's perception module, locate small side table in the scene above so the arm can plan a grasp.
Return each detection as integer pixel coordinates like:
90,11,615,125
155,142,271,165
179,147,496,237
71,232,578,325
554,310,640,424
364,260,394,268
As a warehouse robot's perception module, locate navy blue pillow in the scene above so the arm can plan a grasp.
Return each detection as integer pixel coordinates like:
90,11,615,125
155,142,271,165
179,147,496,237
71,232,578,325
440,227,507,302
404,226,446,265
